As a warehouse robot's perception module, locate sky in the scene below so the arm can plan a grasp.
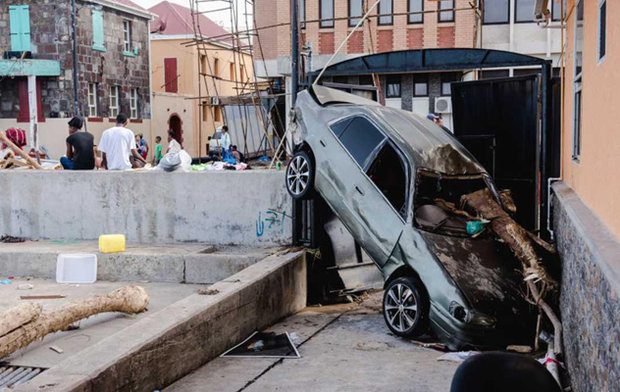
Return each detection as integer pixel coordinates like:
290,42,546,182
132,0,251,30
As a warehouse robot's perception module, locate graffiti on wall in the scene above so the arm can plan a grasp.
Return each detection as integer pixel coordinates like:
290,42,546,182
256,208,288,237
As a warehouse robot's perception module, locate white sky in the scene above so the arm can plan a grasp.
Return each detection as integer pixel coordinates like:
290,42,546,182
132,0,251,30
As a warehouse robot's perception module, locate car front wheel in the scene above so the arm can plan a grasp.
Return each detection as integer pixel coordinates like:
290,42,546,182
383,276,429,338
286,150,314,199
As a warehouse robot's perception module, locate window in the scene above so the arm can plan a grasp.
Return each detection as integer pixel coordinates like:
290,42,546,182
109,86,119,117
320,0,334,28
92,10,105,51
480,69,510,79
337,117,386,169
386,76,401,98
202,102,208,121
88,83,97,117
214,106,222,122
123,20,132,52
164,58,178,93
214,58,220,77
378,0,393,25
413,75,428,96
572,0,584,160
130,88,139,119
349,0,363,27
483,0,509,24
439,0,454,23
201,55,207,75
441,74,458,96
513,68,540,77
552,0,566,21
240,64,246,81
8,5,30,52
598,0,606,61
408,0,423,24
299,0,306,28
230,63,235,81
515,0,536,23
367,143,408,214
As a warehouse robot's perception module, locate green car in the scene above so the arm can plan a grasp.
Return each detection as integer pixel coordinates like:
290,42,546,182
286,86,535,349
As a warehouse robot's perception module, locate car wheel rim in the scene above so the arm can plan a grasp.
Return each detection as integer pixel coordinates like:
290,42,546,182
286,155,310,196
385,283,418,333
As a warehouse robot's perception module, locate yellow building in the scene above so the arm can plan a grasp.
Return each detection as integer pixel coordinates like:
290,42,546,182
149,1,254,157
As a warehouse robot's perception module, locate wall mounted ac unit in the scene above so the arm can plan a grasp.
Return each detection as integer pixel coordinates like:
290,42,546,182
210,96,220,106
434,97,452,114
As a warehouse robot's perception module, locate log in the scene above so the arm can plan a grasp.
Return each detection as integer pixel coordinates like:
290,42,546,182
0,303,42,337
0,131,42,169
0,286,149,359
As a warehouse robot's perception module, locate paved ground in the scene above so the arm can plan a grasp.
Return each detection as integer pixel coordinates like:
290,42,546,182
0,278,206,368
166,292,459,392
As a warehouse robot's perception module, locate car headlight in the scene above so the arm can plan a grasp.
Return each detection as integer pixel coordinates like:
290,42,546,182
466,311,496,327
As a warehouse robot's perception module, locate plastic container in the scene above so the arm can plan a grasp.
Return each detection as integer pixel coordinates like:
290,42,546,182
99,234,126,253
56,253,97,284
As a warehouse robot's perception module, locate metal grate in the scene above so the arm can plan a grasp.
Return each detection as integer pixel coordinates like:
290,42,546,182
0,365,45,390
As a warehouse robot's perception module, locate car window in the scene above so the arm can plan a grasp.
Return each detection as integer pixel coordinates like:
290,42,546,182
366,142,408,215
329,117,353,137
337,117,386,168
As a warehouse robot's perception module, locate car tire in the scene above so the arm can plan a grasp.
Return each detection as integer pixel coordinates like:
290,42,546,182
383,276,429,338
286,150,315,200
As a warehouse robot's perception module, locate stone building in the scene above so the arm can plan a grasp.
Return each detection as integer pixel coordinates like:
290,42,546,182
0,0,152,158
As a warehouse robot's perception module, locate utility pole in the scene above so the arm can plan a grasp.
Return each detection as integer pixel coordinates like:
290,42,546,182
290,0,298,107
70,0,80,117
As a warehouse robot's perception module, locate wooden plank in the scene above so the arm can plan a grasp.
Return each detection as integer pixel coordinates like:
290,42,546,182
0,131,42,169
20,295,66,300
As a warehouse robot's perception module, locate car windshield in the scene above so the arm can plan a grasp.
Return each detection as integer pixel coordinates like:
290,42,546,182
413,169,491,237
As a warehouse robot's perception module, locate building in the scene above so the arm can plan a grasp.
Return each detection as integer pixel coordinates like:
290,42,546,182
551,1,620,392
480,0,563,78
254,0,478,127
149,1,255,158
0,0,153,159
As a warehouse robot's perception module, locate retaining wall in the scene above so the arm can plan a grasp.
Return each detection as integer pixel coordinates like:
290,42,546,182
552,181,620,392
0,170,291,246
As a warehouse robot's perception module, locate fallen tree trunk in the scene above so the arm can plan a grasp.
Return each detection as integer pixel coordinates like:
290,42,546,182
0,303,42,337
0,286,149,359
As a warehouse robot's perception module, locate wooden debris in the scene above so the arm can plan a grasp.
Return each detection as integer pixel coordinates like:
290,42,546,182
1,286,149,359
197,288,220,295
49,345,63,354
506,345,533,353
0,303,42,336
0,131,42,169
20,295,66,300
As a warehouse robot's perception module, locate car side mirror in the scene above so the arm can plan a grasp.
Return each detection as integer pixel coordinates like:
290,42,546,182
499,189,517,214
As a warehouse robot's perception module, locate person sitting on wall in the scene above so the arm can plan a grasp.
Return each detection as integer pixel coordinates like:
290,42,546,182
166,130,182,154
220,125,231,155
60,117,95,171
99,113,147,170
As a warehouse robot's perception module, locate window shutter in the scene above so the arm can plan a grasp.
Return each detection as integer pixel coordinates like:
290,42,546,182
164,58,178,93
9,5,31,52
92,10,105,51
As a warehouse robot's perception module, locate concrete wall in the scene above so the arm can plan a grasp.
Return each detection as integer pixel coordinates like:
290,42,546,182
0,170,292,246
13,251,307,392
552,182,620,392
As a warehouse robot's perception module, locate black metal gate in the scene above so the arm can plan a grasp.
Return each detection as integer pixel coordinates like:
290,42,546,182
451,75,540,231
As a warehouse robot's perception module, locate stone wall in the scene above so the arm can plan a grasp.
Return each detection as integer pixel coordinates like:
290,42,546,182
0,170,292,246
551,181,620,392
0,0,150,120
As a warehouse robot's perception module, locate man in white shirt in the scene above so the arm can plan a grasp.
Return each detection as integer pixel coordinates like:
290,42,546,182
166,130,182,154
220,125,231,152
99,114,147,170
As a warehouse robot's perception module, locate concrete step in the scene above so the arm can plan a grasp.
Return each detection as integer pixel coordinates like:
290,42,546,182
0,240,280,284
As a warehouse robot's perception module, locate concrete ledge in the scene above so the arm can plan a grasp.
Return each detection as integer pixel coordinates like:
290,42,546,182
552,182,620,392
0,241,278,284
14,250,307,392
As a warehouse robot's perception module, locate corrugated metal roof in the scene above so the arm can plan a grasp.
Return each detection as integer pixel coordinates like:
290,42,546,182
148,1,231,41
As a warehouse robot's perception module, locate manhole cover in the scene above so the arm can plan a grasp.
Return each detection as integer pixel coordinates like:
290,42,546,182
0,365,46,390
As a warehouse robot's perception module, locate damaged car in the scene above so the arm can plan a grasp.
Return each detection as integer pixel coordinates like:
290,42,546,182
286,85,537,350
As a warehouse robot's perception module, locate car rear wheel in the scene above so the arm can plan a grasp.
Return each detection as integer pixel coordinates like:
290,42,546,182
383,276,429,338
286,150,314,199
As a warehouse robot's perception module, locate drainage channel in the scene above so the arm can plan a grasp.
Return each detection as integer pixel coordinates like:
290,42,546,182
0,365,46,390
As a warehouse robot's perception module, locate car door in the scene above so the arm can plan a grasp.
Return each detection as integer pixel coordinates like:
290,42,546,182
320,115,406,266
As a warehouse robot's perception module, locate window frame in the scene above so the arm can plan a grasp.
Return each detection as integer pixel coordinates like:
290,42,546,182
572,0,584,161
413,75,429,97
551,0,565,22
130,88,139,119
438,0,455,23
299,0,306,29
88,83,98,118
598,0,606,63
320,0,335,28
109,85,119,118
408,0,424,24
348,0,362,27
514,0,536,24
483,0,510,25
91,9,106,52
9,5,31,52
123,20,132,52
378,0,394,26
386,75,401,98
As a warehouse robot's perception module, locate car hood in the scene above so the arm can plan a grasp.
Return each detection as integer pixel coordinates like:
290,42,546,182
419,231,533,324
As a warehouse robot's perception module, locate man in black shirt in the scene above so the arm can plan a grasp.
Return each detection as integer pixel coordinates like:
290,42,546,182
60,117,95,170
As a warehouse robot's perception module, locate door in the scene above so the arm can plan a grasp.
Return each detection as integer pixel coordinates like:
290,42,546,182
451,75,539,231
321,116,405,265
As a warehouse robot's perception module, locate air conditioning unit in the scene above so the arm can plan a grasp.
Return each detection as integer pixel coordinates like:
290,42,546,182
434,97,452,114
210,96,220,106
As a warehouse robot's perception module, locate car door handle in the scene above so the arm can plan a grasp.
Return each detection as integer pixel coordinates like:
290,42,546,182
355,185,365,196
319,139,326,147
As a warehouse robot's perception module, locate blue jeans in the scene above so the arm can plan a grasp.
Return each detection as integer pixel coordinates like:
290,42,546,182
60,157,74,170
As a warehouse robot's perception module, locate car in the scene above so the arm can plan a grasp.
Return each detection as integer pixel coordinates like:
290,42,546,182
286,85,537,350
